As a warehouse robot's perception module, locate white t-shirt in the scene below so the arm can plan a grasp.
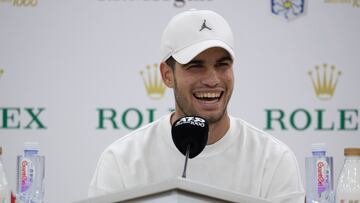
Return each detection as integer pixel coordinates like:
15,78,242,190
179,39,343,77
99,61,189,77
89,114,305,202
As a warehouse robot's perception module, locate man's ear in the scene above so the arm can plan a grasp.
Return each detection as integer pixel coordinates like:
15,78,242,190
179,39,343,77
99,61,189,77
160,62,174,88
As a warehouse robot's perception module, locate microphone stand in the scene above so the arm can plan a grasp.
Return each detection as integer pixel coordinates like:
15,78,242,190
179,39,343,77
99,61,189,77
181,144,190,178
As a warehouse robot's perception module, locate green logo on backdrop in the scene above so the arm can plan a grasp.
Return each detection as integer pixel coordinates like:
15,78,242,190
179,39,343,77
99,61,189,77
97,63,173,130
265,108,358,131
264,64,358,132
0,107,47,129
97,108,174,130
0,69,47,130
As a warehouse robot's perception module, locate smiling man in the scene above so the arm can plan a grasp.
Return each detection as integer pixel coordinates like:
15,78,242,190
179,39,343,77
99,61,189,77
161,47,234,145
89,9,305,203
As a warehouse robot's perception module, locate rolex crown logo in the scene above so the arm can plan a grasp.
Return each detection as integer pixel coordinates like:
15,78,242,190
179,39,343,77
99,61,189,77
308,64,342,100
140,64,166,100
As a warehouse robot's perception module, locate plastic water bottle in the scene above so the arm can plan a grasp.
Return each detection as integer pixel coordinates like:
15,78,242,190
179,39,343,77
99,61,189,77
16,142,45,203
305,143,334,203
336,148,360,203
0,147,10,203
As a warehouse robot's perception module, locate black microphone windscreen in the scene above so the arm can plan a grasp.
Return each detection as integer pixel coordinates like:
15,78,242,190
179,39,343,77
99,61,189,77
171,116,209,159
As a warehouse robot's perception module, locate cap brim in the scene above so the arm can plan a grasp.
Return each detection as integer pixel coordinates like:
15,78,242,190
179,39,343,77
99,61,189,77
172,40,235,64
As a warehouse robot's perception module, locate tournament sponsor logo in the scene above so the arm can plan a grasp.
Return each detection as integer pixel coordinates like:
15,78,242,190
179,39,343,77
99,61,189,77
0,69,46,130
140,64,167,100
96,63,173,131
96,0,214,8
271,0,306,21
0,107,47,129
97,107,174,130
308,64,342,100
0,0,38,7
264,64,358,132
324,0,360,8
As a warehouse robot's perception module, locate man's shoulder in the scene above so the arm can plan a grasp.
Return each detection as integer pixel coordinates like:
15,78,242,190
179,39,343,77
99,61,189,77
105,114,171,153
230,116,293,154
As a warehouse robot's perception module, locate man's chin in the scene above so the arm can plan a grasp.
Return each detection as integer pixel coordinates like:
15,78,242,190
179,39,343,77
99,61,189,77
200,112,226,124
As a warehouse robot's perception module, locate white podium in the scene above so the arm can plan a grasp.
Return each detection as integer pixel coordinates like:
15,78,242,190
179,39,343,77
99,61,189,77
76,178,272,203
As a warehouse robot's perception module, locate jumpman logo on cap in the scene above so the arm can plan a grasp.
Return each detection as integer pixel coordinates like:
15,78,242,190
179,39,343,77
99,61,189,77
199,19,212,31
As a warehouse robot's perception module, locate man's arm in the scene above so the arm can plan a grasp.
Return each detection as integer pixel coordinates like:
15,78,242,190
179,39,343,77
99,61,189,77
88,150,125,197
265,150,305,203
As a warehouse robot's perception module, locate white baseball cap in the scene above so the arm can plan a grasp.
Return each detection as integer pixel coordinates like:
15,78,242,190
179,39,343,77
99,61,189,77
160,9,235,64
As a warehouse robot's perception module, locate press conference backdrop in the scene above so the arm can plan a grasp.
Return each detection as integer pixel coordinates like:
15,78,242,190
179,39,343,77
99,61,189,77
0,0,359,202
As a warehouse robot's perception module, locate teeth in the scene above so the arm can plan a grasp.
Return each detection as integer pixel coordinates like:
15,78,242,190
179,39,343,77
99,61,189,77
195,92,221,99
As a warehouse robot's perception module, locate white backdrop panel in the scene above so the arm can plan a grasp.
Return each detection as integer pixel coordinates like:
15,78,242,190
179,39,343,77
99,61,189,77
0,1,359,202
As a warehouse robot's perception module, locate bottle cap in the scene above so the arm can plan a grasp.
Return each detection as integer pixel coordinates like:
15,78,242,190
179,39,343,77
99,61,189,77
311,143,326,152
24,142,39,152
344,148,360,156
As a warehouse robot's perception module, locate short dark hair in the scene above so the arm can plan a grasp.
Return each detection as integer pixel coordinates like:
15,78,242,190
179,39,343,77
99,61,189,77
165,56,176,69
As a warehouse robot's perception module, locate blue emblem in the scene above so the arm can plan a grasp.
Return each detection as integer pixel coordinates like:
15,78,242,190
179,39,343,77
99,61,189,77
271,0,306,21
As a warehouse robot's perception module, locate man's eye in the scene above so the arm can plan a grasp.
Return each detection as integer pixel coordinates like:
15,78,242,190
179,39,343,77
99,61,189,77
217,62,230,67
188,64,203,69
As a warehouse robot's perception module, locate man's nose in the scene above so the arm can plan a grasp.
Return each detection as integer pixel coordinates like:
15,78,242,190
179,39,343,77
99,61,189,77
201,66,220,87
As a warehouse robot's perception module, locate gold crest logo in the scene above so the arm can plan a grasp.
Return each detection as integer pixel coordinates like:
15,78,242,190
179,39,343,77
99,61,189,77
140,64,166,100
0,69,4,77
308,64,342,100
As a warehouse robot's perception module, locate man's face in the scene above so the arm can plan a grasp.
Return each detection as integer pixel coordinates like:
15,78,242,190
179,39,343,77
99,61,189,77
165,47,234,124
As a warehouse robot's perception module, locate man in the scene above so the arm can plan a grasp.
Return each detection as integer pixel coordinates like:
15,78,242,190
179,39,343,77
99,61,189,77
89,9,305,202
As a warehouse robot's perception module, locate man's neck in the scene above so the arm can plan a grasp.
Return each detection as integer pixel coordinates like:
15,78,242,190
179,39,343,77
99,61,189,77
207,114,230,145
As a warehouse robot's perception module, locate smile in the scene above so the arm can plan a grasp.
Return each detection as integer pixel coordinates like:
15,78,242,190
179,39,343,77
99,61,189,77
193,91,223,102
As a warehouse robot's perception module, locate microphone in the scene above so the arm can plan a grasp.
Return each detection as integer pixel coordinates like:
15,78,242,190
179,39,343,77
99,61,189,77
171,116,209,178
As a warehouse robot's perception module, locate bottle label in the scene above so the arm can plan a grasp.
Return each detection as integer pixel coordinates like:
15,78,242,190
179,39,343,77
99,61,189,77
316,157,330,194
20,158,35,192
